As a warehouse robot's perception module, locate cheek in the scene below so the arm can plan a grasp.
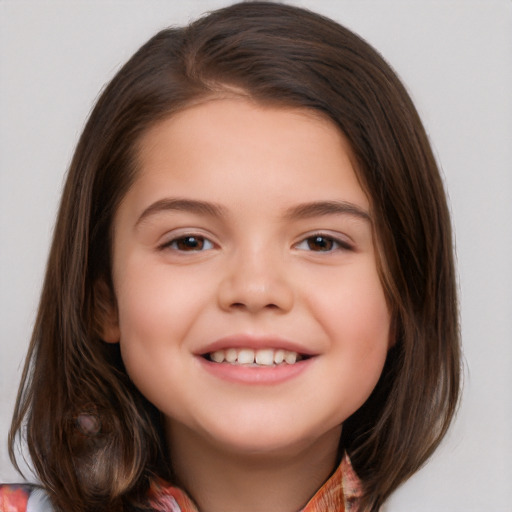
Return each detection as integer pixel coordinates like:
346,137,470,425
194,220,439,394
112,268,193,414
114,257,207,342
112,262,200,387
317,262,390,342
312,262,391,399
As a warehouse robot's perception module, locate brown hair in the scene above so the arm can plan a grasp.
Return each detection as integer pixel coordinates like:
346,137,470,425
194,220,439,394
9,2,461,511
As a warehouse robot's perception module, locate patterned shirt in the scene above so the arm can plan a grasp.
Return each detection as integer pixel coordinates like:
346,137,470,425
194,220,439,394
0,453,363,511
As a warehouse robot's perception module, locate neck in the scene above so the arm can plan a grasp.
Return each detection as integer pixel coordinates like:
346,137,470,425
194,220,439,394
166,422,342,512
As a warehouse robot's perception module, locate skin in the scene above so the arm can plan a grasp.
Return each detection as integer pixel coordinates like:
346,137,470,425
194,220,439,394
103,98,391,512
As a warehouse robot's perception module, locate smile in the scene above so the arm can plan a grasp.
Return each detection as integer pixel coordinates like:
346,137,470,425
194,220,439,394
207,348,304,366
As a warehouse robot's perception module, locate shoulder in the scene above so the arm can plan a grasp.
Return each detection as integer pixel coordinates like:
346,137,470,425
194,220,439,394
0,484,54,512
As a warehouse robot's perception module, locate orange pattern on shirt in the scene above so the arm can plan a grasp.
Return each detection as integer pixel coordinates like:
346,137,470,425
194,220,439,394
149,453,364,512
0,485,30,512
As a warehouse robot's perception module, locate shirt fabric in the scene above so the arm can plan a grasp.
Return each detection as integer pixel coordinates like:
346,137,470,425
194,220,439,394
0,453,363,512
147,452,363,512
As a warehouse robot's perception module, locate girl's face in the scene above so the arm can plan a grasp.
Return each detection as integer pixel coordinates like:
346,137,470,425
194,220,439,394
105,98,391,457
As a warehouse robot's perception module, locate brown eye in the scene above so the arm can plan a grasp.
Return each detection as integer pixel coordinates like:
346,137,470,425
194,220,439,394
295,234,351,252
166,235,214,251
306,235,335,251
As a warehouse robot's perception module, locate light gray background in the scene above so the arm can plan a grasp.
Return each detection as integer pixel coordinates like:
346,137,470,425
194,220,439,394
1,1,511,510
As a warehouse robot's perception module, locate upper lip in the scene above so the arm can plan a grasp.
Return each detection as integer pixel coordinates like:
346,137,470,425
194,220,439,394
195,334,317,357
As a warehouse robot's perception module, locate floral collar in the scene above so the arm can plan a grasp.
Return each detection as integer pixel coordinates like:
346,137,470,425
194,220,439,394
149,452,363,512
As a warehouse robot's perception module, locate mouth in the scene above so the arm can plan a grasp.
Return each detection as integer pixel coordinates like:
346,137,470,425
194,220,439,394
197,336,316,384
203,347,310,367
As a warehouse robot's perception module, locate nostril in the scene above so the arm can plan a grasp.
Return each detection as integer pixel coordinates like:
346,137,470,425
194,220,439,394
229,302,279,310
219,276,294,313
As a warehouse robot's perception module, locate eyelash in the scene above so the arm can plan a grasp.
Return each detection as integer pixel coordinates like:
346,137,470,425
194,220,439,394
159,232,352,253
294,233,353,252
160,234,214,252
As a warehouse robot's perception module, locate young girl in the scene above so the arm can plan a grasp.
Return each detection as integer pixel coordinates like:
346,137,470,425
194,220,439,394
2,2,461,511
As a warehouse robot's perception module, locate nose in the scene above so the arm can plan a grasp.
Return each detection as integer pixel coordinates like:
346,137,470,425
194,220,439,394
217,246,294,314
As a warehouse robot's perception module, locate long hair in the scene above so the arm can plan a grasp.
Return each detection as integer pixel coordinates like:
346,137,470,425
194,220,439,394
9,2,461,511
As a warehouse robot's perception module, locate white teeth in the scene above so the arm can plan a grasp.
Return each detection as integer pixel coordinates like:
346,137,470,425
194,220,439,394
255,349,274,366
237,349,255,364
225,348,238,363
274,349,285,364
284,351,297,364
207,348,302,366
211,350,225,363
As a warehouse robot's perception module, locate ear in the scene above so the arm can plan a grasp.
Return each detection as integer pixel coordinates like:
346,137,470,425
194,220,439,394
93,278,120,343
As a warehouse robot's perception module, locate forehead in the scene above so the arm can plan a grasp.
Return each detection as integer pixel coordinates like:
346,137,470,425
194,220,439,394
131,98,368,211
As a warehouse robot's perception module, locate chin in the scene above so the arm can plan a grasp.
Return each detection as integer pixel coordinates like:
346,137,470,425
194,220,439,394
202,418,341,459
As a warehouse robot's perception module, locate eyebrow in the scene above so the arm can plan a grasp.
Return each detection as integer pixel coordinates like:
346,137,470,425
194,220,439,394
284,200,371,223
136,198,227,226
135,198,371,227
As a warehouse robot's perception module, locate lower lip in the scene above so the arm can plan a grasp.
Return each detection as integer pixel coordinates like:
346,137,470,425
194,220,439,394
197,357,314,385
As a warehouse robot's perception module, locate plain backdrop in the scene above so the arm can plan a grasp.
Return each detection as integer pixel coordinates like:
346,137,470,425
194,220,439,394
1,1,511,510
